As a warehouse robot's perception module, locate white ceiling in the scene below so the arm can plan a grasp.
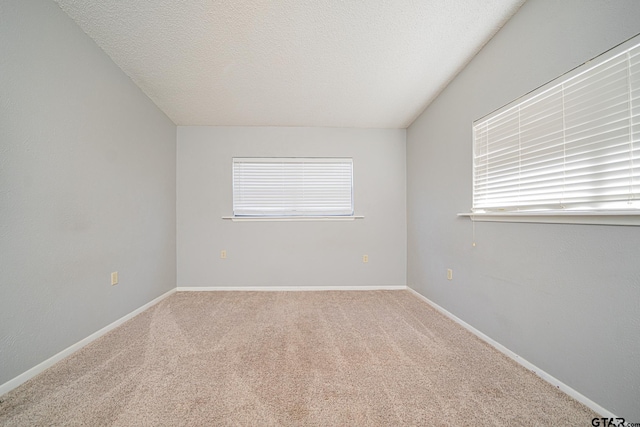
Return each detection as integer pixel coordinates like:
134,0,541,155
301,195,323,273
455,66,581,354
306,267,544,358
54,0,525,128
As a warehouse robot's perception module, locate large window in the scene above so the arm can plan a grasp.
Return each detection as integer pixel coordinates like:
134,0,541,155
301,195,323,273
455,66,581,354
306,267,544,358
232,158,354,217
473,34,640,215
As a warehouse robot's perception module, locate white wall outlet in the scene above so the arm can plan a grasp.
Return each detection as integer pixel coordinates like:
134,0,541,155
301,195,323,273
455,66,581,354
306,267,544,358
111,271,119,286
447,269,453,281
363,255,369,263
220,250,227,259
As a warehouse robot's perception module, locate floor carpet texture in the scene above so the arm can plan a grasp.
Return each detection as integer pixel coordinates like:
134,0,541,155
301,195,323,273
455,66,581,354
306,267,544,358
0,290,597,426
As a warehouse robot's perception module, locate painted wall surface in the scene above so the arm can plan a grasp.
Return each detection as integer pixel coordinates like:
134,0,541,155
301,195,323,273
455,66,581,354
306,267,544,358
177,126,406,288
407,0,640,419
0,1,176,385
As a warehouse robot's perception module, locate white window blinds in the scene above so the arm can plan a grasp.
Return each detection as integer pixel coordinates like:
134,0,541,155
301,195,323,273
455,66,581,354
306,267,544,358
473,35,640,213
233,158,354,217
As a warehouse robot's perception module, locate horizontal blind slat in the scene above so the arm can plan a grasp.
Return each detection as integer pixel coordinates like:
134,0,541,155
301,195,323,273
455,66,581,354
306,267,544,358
473,36,640,212
233,158,354,216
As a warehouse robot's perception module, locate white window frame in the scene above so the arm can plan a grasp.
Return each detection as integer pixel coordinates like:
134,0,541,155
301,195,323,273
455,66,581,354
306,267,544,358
465,33,640,226
227,157,361,221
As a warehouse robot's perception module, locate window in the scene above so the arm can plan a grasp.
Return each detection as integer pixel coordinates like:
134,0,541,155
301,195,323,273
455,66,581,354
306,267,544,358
232,158,354,217
472,34,640,216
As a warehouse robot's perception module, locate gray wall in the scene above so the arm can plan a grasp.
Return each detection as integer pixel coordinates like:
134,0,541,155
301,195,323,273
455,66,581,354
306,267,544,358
407,0,640,419
0,0,176,385
177,126,406,288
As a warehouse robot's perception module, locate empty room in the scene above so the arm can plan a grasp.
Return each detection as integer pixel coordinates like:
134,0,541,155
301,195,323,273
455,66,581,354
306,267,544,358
1,0,639,425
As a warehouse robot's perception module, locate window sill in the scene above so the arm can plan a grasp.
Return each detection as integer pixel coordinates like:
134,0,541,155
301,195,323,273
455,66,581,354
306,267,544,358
222,215,365,222
457,211,640,226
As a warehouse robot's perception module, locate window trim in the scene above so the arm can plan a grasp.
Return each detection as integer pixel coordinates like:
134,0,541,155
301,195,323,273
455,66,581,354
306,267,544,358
458,211,640,226
222,215,364,222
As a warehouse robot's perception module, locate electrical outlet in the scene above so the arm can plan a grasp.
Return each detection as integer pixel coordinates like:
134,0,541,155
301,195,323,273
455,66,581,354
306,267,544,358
220,250,227,259
363,255,369,263
111,271,119,286
447,269,453,280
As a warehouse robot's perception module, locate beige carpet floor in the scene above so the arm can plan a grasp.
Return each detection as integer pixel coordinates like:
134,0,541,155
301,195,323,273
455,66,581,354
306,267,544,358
0,290,596,426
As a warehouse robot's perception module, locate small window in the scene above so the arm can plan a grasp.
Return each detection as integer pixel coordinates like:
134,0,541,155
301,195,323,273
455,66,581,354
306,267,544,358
472,34,640,214
232,158,354,217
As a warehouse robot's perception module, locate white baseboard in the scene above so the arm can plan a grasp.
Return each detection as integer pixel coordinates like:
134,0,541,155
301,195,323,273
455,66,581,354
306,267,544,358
0,288,176,397
406,287,615,418
177,285,407,292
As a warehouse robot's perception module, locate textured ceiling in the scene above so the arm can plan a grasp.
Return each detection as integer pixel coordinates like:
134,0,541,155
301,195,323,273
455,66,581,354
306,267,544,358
54,0,525,128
